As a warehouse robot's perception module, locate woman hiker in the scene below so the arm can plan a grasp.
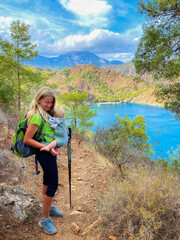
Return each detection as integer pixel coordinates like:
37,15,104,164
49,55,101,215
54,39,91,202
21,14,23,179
24,86,63,235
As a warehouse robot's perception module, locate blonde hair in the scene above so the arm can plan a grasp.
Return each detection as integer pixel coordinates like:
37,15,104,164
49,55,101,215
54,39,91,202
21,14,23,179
27,87,56,123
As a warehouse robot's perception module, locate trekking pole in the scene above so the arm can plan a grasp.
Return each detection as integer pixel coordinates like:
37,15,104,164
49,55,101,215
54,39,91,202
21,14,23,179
67,127,72,206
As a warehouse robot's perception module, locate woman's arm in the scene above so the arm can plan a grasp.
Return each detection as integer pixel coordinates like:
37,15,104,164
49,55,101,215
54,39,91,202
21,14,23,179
24,124,60,156
24,124,45,149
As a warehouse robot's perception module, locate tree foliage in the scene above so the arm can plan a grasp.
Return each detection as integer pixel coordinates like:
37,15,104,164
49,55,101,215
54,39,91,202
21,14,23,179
0,20,51,110
58,90,97,133
135,0,180,77
155,81,180,119
94,114,153,173
134,0,180,117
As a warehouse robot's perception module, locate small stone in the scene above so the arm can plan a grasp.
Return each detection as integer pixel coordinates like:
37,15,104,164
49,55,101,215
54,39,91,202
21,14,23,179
71,222,80,234
11,177,19,183
77,177,83,181
139,225,145,233
91,184,94,187
70,210,85,215
8,182,14,185
109,236,117,240
93,198,97,201
77,206,82,211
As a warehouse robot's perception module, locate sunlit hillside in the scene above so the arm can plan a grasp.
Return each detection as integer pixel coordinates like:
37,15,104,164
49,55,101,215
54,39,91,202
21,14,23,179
48,64,159,105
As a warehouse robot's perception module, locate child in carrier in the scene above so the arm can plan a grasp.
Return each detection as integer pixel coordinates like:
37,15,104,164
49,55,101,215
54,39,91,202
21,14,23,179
40,108,68,152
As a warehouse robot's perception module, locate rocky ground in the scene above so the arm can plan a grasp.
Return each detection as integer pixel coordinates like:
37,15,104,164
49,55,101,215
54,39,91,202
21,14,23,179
0,122,114,240
23,139,112,240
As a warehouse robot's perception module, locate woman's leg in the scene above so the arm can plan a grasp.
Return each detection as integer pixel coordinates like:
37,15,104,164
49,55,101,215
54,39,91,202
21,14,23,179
43,184,48,195
42,185,54,219
36,151,59,219
43,194,54,219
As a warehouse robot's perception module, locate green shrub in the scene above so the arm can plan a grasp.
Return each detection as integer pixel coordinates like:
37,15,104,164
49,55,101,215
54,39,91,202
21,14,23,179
94,115,153,173
167,145,180,172
155,145,180,174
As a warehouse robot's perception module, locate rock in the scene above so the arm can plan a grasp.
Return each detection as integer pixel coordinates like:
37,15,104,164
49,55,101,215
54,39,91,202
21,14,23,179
71,222,80,234
0,184,41,222
139,224,145,233
109,236,117,240
81,217,102,236
70,210,85,215
11,177,19,184
77,206,82,211
13,204,27,221
77,177,83,181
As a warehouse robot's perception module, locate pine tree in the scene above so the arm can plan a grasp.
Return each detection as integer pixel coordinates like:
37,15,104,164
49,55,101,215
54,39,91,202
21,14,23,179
58,90,97,132
0,20,39,109
134,0,180,118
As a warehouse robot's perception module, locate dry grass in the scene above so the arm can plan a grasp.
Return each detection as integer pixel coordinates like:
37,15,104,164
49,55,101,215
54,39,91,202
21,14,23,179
99,164,180,240
0,108,25,185
0,107,42,240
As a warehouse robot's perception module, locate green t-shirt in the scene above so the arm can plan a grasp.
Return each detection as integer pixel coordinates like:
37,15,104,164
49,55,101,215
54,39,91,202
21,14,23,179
29,114,55,143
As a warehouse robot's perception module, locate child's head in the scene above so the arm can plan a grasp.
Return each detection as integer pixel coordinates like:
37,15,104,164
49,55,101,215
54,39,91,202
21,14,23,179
28,87,56,122
54,108,64,118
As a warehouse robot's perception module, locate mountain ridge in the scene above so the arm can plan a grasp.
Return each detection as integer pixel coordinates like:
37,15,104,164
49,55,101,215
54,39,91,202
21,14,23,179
27,51,124,68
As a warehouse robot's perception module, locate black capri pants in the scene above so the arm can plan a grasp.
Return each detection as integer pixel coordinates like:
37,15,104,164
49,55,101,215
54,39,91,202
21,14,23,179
36,150,58,197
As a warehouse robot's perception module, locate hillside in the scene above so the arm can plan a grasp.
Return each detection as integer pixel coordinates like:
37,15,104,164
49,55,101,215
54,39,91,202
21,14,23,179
102,61,136,75
102,61,153,82
1,109,179,240
49,64,160,106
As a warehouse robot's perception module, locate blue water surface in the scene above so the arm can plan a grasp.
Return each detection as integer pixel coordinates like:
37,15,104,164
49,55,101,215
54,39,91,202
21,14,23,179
90,103,180,160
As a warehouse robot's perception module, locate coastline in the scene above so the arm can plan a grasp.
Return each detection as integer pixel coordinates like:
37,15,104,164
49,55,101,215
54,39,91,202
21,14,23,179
89,100,164,108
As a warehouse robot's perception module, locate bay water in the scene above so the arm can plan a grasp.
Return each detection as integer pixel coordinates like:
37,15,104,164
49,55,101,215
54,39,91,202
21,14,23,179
90,103,180,160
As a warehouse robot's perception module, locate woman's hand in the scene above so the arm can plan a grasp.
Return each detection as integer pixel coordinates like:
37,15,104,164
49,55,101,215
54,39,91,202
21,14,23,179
50,148,60,156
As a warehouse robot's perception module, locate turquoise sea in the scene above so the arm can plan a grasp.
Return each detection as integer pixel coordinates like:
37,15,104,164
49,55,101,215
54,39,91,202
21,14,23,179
90,103,180,160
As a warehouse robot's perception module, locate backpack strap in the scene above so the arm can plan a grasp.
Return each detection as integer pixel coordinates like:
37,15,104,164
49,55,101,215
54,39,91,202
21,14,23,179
15,117,27,142
35,117,46,142
33,155,40,176
11,117,28,154
33,115,45,175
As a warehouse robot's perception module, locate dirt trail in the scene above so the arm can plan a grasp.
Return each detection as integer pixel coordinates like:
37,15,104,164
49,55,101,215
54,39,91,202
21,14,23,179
22,139,111,240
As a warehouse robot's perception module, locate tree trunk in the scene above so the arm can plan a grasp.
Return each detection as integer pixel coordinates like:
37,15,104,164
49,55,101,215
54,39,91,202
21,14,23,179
17,58,21,110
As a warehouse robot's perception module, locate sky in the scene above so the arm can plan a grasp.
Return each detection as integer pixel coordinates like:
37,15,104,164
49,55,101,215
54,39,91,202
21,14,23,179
0,0,146,63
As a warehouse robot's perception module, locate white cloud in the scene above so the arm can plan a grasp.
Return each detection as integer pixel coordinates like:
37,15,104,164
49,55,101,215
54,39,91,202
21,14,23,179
0,16,13,29
97,53,135,62
0,16,14,40
61,0,111,16
59,0,112,26
37,27,142,62
0,13,142,63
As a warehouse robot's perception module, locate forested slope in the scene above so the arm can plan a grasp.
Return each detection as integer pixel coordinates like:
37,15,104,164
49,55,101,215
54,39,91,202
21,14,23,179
48,64,159,105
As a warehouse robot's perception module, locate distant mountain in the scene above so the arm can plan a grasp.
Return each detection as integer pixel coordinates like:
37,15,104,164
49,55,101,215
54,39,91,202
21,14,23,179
27,51,124,68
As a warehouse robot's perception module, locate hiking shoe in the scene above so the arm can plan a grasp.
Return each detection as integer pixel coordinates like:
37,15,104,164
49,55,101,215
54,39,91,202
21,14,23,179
39,217,57,235
50,205,63,217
